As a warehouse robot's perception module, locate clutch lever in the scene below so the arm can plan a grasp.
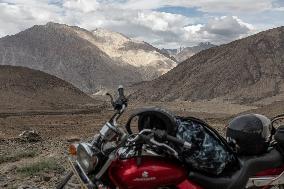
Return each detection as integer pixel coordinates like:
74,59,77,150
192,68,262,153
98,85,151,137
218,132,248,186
131,130,179,158
149,138,179,158
153,129,193,150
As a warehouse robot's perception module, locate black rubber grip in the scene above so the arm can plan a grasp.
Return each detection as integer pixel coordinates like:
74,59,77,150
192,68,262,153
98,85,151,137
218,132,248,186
166,135,184,146
139,134,152,144
154,129,184,146
118,86,124,98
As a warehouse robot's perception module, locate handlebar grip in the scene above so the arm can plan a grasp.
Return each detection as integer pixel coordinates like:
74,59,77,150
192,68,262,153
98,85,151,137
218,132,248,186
154,129,193,149
166,135,184,146
166,135,193,149
138,134,152,144
118,85,124,97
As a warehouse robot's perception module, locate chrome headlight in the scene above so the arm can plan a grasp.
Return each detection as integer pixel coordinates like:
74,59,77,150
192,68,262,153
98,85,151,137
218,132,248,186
77,143,98,173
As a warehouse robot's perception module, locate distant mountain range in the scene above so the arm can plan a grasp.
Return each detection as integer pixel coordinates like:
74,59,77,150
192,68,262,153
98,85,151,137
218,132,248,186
0,22,176,93
90,28,177,80
161,42,216,62
133,26,284,104
1,22,283,106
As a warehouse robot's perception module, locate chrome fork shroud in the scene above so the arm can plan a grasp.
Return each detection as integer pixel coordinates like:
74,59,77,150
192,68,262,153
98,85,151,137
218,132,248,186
246,171,284,188
67,157,95,189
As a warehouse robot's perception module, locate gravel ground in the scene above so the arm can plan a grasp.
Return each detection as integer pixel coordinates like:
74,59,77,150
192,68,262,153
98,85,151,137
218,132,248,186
0,100,265,188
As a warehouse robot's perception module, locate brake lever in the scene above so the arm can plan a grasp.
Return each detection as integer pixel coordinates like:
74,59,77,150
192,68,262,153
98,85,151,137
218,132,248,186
106,93,115,108
149,138,179,158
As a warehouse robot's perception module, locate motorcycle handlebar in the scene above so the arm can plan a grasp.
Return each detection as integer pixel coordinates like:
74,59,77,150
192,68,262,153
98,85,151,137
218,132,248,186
128,129,193,150
118,85,124,98
106,85,128,112
135,130,180,157
107,86,128,124
114,85,127,111
153,129,193,150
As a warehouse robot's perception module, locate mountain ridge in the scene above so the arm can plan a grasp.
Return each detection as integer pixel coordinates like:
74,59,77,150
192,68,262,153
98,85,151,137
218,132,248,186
175,42,217,62
0,22,176,93
0,65,97,111
161,42,216,63
84,27,177,80
132,26,284,104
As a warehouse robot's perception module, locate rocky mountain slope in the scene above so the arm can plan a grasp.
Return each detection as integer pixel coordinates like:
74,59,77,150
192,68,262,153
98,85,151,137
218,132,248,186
133,26,284,104
0,23,175,93
0,65,96,111
161,42,216,63
175,42,216,62
78,28,177,80
160,48,178,57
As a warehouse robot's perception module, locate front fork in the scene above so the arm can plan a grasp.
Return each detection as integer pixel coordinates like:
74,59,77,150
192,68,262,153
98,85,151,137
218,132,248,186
67,158,95,189
58,151,117,189
56,170,73,189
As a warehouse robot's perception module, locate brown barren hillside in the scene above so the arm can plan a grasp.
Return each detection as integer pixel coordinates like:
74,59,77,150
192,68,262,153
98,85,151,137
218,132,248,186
175,42,216,62
133,26,284,104
0,22,176,93
86,28,177,80
0,65,97,112
0,22,143,93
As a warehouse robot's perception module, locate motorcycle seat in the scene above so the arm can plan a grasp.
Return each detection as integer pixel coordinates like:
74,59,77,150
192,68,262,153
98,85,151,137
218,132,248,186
188,149,283,189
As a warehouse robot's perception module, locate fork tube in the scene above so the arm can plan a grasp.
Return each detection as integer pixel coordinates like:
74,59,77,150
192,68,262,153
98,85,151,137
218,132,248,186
95,151,116,180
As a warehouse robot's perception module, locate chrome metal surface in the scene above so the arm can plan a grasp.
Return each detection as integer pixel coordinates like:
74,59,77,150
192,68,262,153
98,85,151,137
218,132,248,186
246,171,284,188
127,129,153,142
99,122,118,141
113,104,126,126
77,143,98,173
149,138,179,157
75,160,95,187
95,151,116,180
67,158,90,189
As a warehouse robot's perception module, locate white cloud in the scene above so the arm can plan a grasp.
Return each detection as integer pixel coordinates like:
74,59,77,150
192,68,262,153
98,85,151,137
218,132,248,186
274,7,284,11
203,16,253,37
184,24,204,34
62,0,99,13
186,0,272,13
0,0,281,48
0,1,63,36
135,11,189,31
122,0,273,13
184,16,254,45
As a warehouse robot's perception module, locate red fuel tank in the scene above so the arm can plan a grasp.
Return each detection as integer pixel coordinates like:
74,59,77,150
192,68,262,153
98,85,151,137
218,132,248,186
108,156,188,189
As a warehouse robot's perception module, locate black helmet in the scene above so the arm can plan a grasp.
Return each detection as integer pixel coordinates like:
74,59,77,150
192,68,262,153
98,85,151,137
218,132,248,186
226,114,272,155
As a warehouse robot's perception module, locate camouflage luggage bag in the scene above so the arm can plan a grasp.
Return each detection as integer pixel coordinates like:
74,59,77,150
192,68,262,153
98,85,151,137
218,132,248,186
175,117,236,175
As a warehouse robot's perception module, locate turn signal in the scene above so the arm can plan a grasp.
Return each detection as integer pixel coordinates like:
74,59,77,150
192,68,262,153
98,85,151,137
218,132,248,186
69,144,77,156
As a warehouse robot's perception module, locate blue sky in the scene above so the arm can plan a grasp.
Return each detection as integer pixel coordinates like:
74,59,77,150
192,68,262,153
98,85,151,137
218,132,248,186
0,0,283,48
156,6,204,18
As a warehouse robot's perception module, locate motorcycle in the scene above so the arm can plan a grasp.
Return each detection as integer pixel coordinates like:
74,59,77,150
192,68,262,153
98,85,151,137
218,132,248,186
57,86,284,189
